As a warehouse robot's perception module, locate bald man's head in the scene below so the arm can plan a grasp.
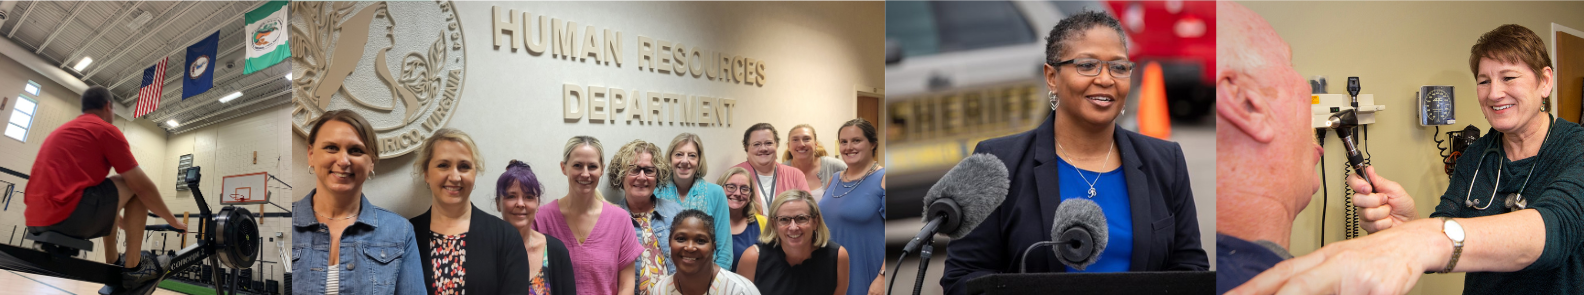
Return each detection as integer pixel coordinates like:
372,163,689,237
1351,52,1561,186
1215,1,1323,244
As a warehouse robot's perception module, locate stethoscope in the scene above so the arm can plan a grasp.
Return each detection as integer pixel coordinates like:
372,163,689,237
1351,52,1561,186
1464,114,1554,211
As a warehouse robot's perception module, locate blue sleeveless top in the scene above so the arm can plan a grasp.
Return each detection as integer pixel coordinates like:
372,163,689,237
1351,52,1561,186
820,167,885,295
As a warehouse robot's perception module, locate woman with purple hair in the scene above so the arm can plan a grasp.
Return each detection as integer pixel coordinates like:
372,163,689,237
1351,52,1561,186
496,160,577,295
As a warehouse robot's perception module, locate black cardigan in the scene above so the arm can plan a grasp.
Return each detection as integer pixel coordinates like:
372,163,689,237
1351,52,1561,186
411,204,532,295
540,233,578,295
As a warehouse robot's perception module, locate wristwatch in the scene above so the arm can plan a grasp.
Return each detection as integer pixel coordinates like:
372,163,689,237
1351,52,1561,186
1434,217,1465,274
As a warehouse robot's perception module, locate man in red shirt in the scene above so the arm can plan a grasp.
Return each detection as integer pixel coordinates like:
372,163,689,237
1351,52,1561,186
24,86,187,287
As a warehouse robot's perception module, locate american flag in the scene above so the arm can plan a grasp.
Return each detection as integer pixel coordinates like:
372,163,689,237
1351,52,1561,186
134,57,168,118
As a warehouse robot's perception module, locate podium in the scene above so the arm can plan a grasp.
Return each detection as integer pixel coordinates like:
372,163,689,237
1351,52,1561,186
966,271,1215,295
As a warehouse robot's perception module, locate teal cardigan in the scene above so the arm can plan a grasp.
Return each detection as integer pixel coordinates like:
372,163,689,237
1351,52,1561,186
1431,116,1584,294
655,179,735,268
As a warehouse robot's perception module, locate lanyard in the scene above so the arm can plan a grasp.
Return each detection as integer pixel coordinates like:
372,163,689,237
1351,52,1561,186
754,166,777,211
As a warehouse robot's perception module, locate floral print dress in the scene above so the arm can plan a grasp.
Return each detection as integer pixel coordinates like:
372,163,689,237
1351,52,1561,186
430,232,467,294
529,246,552,294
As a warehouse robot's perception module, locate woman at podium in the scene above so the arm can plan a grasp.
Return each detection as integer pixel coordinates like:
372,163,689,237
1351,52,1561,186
939,10,1208,295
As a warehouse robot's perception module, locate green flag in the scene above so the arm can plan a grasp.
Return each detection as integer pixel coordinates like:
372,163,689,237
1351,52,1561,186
243,1,289,74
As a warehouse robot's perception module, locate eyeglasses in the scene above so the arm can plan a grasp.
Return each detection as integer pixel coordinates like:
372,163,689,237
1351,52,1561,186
628,166,657,176
775,214,814,226
723,184,749,194
1049,58,1136,78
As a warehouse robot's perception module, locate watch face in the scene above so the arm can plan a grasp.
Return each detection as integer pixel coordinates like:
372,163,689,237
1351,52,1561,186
1445,219,1466,241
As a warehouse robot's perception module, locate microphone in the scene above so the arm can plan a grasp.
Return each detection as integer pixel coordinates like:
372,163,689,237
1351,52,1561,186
1020,198,1108,272
890,153,1008,295
905,153,1010,254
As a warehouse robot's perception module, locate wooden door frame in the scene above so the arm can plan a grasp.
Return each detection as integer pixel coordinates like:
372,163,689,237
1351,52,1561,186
1551,23,1584,120
856,85,884,165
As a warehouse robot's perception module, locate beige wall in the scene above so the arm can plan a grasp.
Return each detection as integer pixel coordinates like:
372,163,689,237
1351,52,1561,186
1241,1,1584,294
292,1,886,218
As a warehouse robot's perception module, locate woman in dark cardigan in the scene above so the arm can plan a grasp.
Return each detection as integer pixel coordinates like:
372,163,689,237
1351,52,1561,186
495,160,577,295
408,128,532,294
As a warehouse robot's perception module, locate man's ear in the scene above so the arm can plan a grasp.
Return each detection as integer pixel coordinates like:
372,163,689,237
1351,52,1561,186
1216,73,1278,143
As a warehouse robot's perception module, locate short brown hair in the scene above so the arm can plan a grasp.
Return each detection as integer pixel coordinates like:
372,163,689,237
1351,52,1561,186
308,110,379,165
608,139,671,189
1470,24,1552,84
742,123,780,151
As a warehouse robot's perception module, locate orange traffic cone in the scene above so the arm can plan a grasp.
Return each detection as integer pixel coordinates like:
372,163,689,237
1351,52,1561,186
1138,61,1171,139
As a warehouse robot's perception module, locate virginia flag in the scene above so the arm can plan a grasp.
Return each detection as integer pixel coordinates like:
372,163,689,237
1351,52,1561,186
183,31,219,100
244,1,289,74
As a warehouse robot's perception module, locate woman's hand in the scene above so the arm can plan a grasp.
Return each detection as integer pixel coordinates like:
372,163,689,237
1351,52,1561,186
868,267,884,295
1227,218,1448,295
1348,166,1418,233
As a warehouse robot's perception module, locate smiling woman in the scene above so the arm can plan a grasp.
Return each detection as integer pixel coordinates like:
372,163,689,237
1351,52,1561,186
939,10,1207,295
609,139,684,295
407,128,534,295
734,123,811,215
294,110,426,294
649,210,760,295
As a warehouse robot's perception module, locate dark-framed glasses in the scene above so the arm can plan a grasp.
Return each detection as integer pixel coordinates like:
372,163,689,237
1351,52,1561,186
1049,58,1136,78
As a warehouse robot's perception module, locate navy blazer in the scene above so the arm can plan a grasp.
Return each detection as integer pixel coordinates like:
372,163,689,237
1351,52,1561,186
940,114,1208,295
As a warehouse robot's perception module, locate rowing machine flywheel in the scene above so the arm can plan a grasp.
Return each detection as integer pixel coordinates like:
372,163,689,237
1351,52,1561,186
214,206,259,269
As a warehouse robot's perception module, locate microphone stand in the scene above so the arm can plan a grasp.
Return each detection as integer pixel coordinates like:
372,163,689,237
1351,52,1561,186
889,217,944,295
1018,241,1072,273
912,234,935,295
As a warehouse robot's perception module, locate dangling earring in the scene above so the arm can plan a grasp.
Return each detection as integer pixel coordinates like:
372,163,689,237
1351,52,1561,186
1049,91,1059,111
368,169,376,180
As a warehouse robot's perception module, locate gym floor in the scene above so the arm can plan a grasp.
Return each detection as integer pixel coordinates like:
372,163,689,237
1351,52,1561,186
0,270,182,295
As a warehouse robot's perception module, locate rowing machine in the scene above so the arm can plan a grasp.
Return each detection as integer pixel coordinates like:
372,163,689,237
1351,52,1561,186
0,166,260,295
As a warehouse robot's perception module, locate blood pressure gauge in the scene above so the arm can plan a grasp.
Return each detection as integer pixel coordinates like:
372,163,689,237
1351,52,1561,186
1420,86,1455,126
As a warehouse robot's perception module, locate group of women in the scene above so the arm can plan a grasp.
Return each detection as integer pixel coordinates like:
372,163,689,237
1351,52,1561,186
293,111,886,295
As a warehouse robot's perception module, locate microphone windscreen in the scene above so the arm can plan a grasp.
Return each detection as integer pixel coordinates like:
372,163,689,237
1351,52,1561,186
922,153,1010,239
1051,198,1108,270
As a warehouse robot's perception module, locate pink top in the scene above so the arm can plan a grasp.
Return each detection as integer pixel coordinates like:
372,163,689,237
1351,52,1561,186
733,161,810,215
535,199,643,295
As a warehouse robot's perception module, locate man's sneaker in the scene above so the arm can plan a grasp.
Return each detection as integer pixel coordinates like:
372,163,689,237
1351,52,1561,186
120,251,162,288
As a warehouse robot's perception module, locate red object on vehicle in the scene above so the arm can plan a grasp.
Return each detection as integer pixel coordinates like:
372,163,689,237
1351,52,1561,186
1107,1,1216,84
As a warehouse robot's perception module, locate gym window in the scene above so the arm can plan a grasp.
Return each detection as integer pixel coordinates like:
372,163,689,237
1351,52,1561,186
5,95,36,142
22,81,38,96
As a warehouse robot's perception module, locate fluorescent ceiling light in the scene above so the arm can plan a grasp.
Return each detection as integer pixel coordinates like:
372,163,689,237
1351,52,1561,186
166,119,179,128
72,57,93,71
218,91,243,103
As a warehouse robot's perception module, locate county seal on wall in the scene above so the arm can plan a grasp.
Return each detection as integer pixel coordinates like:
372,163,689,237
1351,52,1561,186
290,1,467,159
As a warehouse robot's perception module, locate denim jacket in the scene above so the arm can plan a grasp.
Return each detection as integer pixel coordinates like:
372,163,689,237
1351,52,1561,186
293,190,425,295
615,194,683,274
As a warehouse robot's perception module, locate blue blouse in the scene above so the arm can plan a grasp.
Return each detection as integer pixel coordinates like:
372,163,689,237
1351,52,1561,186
820,168,886,295
654,179,734,268
1055,158,1133,272
729,217,761,272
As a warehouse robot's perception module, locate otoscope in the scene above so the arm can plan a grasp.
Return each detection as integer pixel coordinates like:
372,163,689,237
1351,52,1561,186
1326,77,1373,190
